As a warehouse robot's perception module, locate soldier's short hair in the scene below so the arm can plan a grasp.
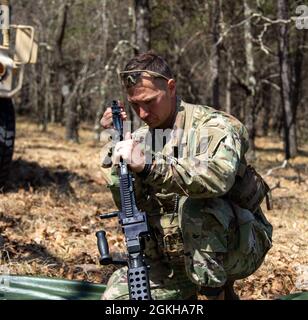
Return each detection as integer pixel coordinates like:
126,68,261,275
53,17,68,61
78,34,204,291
123,52,173,80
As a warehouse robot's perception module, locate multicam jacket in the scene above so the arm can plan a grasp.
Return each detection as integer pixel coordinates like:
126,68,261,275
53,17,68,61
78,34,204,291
100,98,272,289
100,98,249,211
102,100,272,299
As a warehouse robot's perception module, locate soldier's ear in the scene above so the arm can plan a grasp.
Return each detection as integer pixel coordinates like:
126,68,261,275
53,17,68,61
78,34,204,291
167,79,176,97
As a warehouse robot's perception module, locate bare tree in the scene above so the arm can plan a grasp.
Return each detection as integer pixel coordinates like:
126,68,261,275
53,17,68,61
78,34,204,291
277,0,297,159
243,0,257,154
52,1,70,124
134,0,151,54
129,0,151,130
290,29,307,134
209,0,222,109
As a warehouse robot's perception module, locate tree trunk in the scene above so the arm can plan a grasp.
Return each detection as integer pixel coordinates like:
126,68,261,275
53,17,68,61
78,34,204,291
243,0,257,155
134,0,151,54
42,50,51,132
209,0,221,109
94,0,109,141
261,82,272,136
225,57,232,115
65,63,89,143
277,0,297,159
132,0,151,130
31,64,39,119
53,2,69,123
65,96,79,143
291,31,306,127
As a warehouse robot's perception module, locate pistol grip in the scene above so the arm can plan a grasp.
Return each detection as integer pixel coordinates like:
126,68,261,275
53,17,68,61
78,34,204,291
96,230,112,265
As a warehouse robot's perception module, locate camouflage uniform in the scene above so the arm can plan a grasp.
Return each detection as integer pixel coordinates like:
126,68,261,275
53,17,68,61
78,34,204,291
100,99,273,300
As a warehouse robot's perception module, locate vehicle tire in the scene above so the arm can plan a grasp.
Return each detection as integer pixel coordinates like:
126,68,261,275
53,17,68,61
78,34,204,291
0,98,15,187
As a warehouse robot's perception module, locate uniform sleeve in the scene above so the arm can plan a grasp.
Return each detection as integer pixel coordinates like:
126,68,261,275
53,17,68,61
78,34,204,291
143,122,247,199
99,129,121,209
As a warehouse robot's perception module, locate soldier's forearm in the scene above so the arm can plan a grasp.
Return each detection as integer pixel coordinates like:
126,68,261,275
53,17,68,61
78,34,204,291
142,152,239,198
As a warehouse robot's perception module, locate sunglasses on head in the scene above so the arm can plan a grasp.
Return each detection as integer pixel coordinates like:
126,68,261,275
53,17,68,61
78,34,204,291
119,69,170,88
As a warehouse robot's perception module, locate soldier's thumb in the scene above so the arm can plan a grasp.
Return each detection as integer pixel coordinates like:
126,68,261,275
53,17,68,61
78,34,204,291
124,131,132,140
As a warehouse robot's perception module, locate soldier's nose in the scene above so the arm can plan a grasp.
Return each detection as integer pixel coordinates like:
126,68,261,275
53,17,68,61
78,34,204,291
139,107,149,120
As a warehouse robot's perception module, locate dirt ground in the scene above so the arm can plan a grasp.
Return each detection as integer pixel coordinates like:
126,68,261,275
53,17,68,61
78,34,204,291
0,118,307,300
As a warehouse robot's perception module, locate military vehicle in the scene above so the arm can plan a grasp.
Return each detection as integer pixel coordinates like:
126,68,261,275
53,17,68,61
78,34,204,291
0,0,37,186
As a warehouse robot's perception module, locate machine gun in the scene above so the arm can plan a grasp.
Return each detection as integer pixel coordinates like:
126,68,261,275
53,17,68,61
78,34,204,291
96,100,152,300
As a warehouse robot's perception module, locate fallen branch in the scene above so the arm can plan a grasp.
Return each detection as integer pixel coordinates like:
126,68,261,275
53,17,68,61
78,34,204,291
265,160,288,177
270,181,281,191
75,264,102,273
269,181,289,191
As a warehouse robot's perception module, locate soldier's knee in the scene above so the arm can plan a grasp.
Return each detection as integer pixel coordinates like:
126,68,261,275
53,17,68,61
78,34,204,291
223,208,273,280
180,198,273,287
101,267,130,300
180,200,231,287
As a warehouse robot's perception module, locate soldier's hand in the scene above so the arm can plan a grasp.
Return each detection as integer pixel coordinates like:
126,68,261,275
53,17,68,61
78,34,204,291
113,132,145,173
100,101,127,129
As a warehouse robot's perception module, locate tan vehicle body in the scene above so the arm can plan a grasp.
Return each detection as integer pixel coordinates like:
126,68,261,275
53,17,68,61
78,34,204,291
0,0,38,98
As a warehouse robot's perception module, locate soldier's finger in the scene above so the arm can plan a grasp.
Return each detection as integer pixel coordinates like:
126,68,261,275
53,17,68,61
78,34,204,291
119,102,127,119
118,100,125,110
103,107,112,116
104,113,113,121
124,131,132,141
101,116,113,129
120,111,127,120
113,143,122,164
114,141,129,164
101,108,110,121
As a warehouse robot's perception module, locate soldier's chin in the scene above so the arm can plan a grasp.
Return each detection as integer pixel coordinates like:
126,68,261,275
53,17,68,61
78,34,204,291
144,119,159,128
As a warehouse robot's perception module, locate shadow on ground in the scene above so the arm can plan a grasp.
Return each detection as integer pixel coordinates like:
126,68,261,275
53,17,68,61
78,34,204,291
1,235,62,266
1,158,108,197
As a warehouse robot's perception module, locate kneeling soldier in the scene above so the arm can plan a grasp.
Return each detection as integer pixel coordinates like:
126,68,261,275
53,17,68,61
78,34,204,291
99,52,273,300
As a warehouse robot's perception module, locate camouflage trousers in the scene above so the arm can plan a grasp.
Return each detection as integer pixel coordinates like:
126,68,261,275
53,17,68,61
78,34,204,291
102,261,198,300
102,197,273,300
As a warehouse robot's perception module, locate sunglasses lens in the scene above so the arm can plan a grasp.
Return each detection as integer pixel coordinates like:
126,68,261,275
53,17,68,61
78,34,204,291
120,70,169,88
121,72,142,88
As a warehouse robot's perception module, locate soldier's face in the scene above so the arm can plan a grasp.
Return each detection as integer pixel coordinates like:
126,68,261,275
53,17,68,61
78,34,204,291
126,76,176,128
